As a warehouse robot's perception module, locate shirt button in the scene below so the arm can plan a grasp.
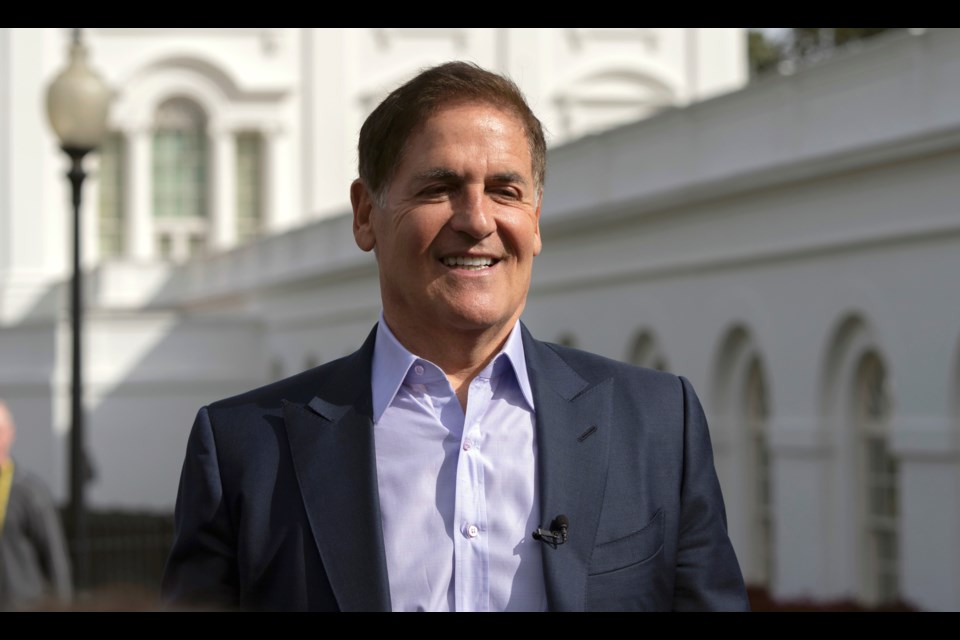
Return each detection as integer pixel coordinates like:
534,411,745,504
467,524,479,538
414,364,424,375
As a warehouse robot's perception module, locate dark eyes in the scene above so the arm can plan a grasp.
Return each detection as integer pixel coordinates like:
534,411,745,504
418,184,520,199
420,184,451,197
490,187,520,199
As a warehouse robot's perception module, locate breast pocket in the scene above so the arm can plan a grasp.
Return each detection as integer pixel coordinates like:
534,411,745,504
589,508,664,575
586,509,669,611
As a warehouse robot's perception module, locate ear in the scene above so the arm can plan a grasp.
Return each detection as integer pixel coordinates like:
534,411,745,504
351,179,377,252
532,194,543,257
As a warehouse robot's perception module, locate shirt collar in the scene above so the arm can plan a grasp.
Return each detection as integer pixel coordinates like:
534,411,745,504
370,311,535,423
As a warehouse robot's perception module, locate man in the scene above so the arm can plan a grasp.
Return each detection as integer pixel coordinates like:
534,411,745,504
0,400,73,610
162,61,749,611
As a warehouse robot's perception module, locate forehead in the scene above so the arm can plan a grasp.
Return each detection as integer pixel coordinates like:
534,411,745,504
401,101,532,169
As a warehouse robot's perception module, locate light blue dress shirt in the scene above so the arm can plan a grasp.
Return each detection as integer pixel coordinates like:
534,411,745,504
371,314,547,612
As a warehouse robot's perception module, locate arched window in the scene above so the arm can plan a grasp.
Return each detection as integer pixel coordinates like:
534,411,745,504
821,314,899,605
153,98,209,261
711,325,773,589
552,66,676,143
854,351,898,605
744,356,773,588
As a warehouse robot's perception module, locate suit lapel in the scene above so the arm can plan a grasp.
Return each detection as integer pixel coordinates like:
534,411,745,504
523,325,613,612
282,327,392,612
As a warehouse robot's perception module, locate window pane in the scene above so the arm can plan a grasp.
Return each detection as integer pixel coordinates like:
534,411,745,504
98,132,125,258
745,357,773,588
236,131,263,243
153,99,209,261
857,353,898,605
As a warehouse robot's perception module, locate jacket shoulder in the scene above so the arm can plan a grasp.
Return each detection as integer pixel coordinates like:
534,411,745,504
207,326,377,414
531,337,680,387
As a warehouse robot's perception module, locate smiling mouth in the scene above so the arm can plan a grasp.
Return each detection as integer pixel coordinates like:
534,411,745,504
440,256,499,270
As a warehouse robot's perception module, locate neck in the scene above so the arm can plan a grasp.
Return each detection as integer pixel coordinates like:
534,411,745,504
382,312,519,409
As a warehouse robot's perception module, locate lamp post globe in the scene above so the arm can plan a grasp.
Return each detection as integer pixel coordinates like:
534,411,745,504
46,29,111,153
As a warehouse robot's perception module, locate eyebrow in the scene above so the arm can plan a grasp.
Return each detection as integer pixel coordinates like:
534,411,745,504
413,168,459,182
412,167,530,186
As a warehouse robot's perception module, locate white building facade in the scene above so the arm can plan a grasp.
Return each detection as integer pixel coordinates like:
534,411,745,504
4,27,960,611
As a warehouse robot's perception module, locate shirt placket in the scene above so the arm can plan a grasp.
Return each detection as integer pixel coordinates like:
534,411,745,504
454,373,494,612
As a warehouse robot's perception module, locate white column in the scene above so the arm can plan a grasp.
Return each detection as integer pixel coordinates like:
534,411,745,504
306,28,351,220
125,127,155,261
769,416,833,601
0,28,10,277
209,126,237,251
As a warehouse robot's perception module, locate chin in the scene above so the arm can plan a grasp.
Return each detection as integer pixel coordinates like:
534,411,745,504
445,312,503,332
426,286,525,331
442,303,521,334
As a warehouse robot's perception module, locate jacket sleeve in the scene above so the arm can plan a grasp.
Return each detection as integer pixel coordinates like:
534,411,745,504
22,472,73,603
672,376,751,611
161,406,240,610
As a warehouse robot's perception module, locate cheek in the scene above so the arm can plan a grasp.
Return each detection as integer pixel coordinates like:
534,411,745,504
503,209,542,256
393,218,446,254
514,226,541,258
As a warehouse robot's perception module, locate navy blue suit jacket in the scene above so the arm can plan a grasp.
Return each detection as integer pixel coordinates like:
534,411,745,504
162,323,749,611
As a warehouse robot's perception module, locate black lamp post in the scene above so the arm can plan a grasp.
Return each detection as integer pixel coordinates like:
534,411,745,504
45,28,111,591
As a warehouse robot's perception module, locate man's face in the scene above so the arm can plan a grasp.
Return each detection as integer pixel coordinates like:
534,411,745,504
353,101,542,342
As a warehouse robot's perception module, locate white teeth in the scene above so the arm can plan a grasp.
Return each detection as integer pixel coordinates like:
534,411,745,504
442,256,494,268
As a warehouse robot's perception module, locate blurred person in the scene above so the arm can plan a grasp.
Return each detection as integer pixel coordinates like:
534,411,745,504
162,61,748,611
0,400,73,610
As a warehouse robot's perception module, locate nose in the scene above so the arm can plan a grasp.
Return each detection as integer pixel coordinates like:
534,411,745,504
448,186,495,239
